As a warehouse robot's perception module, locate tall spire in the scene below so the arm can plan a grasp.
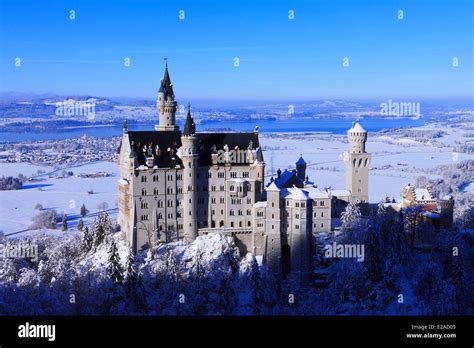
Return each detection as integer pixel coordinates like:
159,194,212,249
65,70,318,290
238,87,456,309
183,103,196,136
158,61,174,99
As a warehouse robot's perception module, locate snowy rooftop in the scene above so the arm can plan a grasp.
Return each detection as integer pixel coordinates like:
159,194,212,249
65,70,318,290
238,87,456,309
253,201,267,208
304,186,330,199
413,188,434,201
330,189,351,197
266,181,280,192
282,186,309,200
347,122,367,133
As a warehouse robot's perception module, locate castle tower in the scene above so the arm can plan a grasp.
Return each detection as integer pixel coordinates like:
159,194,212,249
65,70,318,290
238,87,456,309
156,63,179,131
181,104,198,242
341,122,371,203
439,195,454,228
296,155,306,182
264,182,282,279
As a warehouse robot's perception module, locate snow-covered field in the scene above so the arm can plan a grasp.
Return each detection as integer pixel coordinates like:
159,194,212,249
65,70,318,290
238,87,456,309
0,162,118,235
1,120,473,236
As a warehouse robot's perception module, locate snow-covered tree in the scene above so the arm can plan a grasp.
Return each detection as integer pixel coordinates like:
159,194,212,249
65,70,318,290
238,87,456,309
61,214,68,231
341,201,362,241
76,218,84,231
80,204,88,218
82,226,93,252
107,239,123,284
364,223,381,282
451,234,466,308
404,204,423,249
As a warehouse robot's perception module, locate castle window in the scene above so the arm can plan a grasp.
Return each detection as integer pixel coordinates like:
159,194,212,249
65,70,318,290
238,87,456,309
321,212,324,217
321,223,324,228
238,209,243,216
158,213,163,219
239,221,243,227
247,209,251,215
272,202,275,207
248,221,251,227
243,172,249,178
230,172,237,178
230,210,235,216
141,176,147,183
320,201,325,206
295,202,299,207
212,198,216,204
178,188,182,194
154,188,159,195
218,172,225,178
211,186,216,191
230,185,235,191
231,222,234,227
272,214,274,219
301,202,305,208
295,213,299,219
167,200,173,207
158,200,163,208
295,224,299,229
220,197,225,204
167,213,173,218
141,188,147,196
141,202,148,209
220,185,225,191
140,215,149,221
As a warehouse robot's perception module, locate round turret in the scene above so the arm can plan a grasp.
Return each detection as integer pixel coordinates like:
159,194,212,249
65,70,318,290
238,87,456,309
347,122,367,153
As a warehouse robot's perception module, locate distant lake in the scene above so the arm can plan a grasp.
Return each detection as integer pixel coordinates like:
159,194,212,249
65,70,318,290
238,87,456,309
0,117,425,142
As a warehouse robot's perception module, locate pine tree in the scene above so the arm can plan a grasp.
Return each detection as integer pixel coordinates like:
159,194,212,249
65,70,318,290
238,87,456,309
124,247,137,287
404,205,423,249
61,214,68,231
82,226,93,252
107,238,123,283
364,223,381,282
80,204,87,218
341,201,362,240
76,218,84,231
50,211,57,229
451,234,465,307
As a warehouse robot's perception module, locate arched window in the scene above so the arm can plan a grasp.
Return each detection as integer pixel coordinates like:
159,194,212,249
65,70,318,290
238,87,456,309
141,188,147,196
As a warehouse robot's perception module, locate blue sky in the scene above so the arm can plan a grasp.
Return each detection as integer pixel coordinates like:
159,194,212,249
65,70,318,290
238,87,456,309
0,0,473,101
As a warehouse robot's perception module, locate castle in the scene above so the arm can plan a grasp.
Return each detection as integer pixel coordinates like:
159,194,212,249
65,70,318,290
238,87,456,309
117,64,371,280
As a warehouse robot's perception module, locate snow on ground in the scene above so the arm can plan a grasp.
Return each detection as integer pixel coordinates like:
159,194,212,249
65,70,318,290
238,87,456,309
0,161,118,235
0,162,49,177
